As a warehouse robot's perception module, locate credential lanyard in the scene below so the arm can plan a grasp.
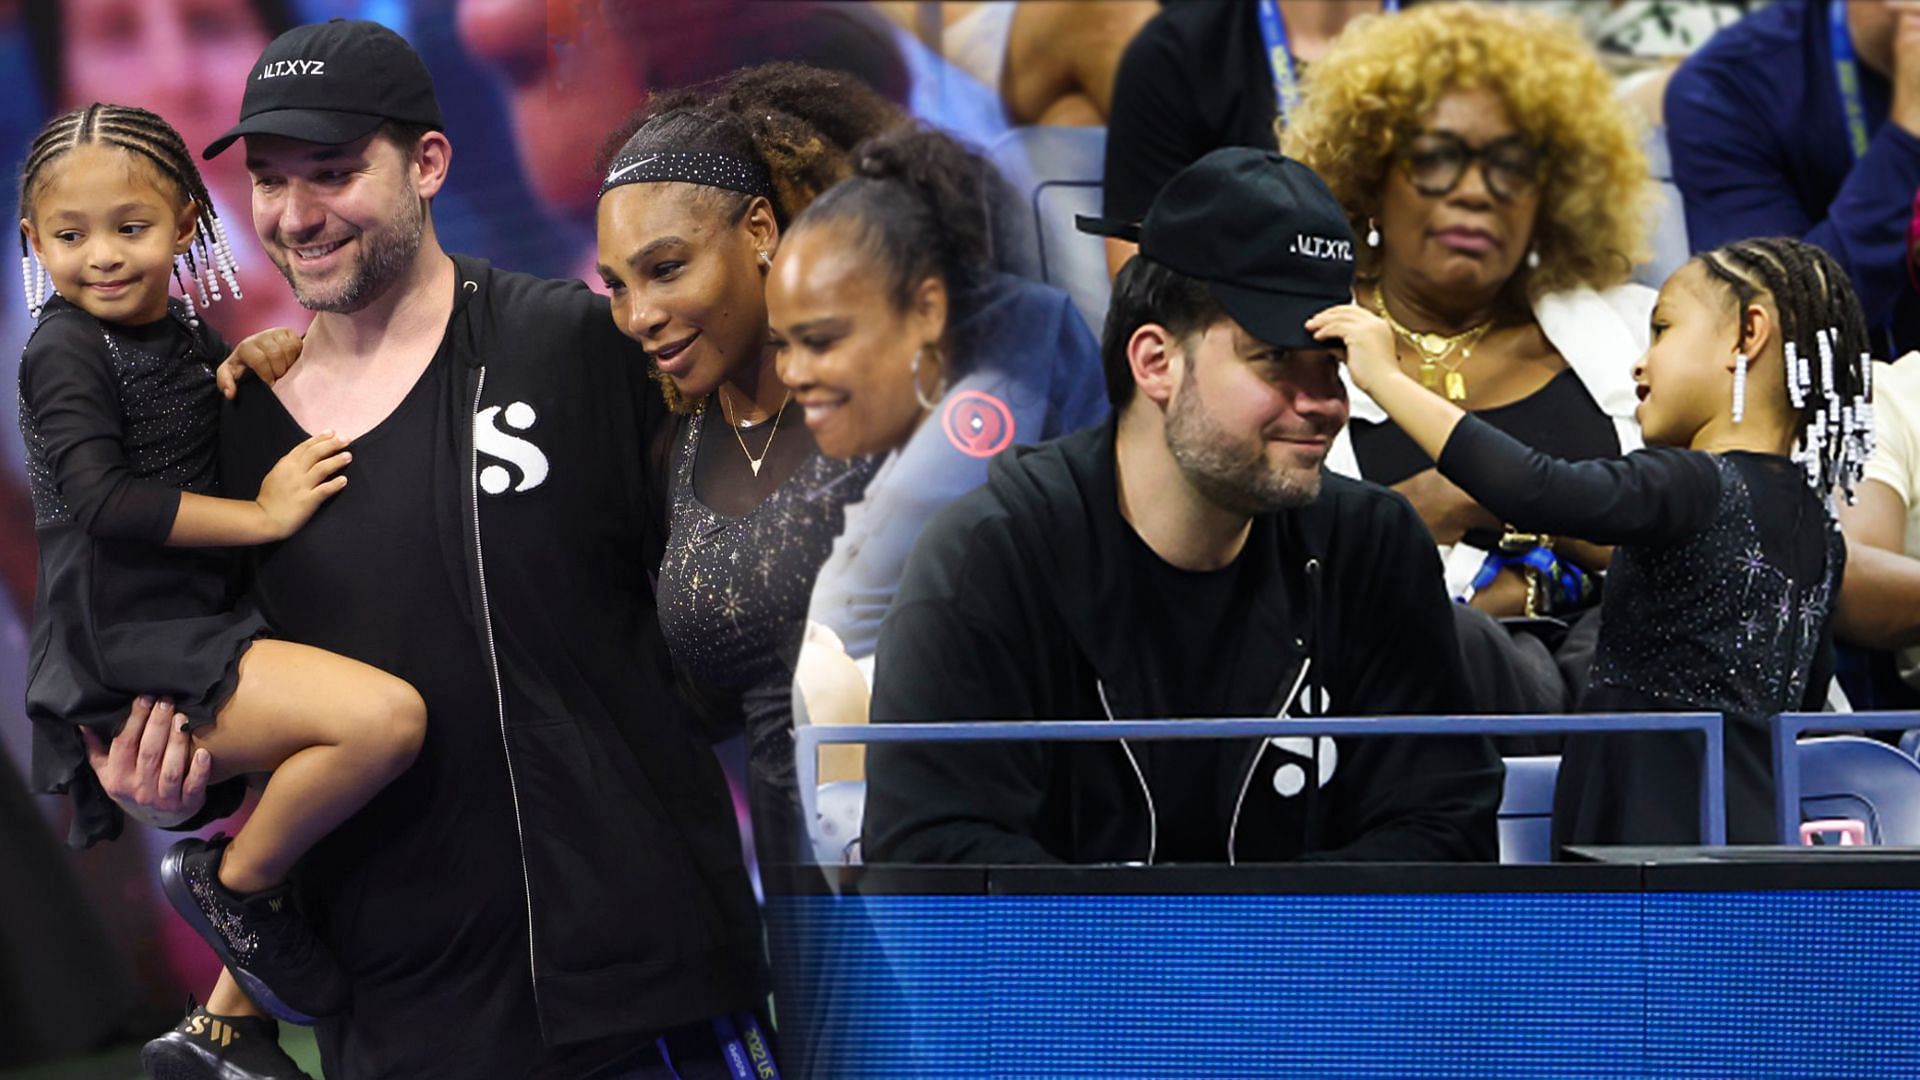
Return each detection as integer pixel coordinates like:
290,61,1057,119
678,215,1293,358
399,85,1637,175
1259,0,1399,128
1831,0,1872,161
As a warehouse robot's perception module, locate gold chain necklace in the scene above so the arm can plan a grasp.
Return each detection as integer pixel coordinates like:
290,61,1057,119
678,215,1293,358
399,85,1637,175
716,386,791,478
1370,290,1495,402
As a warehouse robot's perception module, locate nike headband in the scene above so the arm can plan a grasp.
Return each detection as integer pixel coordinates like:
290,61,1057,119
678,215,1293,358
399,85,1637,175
597,151,775,201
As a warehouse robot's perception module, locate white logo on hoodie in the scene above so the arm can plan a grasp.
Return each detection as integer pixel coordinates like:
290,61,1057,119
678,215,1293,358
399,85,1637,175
475,402,548,495
1268,735,1338,798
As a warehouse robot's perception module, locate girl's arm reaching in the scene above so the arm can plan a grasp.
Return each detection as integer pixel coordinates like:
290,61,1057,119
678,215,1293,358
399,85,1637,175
1307,303,1722,548
166,433,351,547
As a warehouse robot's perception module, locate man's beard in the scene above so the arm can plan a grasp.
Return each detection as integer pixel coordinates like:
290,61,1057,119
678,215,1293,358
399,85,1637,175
1164,365,1325,516
274,188,424,314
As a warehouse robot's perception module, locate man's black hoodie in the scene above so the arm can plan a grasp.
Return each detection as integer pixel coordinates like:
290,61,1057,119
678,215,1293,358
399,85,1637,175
864,420,1502,864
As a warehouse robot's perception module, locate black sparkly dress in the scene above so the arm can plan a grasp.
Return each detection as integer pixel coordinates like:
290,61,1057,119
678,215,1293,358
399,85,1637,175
1437,415,1843,848
19,296,268,847
656,401,878,866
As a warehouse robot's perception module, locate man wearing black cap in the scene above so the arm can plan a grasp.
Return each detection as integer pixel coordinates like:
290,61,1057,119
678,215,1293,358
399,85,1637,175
94,19,770,1080
862,148,1502,866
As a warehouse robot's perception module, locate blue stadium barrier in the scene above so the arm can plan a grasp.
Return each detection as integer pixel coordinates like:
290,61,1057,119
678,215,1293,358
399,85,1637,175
796,714,1728,858
1796,736,1920,845
1497,754,1560,864
1773,711,1920,844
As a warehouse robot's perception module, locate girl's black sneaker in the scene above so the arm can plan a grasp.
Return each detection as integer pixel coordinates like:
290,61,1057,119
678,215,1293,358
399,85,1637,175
159,835,348,1024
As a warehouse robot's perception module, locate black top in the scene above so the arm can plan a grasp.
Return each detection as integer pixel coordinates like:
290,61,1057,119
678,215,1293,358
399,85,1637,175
221,257,763,1072
1102,0,1277,223
224,340,612,1078
1437,417,1843,847
864,420,1503,866
17,297,265,848
1354,368,1623,552
657,400,877,863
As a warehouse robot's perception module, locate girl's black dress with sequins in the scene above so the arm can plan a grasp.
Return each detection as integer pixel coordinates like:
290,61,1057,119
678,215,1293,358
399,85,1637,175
1438,415,1842,848
19,297,268,847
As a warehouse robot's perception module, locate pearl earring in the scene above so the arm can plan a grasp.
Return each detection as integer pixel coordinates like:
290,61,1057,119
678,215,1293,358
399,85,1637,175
1365,220,1380,249
1527,247,1541,270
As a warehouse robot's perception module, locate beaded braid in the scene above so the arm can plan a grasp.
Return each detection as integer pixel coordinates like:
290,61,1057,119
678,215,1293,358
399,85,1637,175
17,103,243,318
1696,236,1875,501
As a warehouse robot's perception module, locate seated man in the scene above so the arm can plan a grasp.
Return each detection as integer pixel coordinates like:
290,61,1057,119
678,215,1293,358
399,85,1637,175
1666,0,1920,351
862,149,1503,865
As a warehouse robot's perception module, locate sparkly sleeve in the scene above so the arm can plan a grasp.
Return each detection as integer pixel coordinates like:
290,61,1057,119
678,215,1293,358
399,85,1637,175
20,322,181,543
1436,413,1723,547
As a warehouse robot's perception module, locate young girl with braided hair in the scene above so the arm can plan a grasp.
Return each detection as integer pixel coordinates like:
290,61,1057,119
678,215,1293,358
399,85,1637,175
1311,235,1873,850
17,103,426,1070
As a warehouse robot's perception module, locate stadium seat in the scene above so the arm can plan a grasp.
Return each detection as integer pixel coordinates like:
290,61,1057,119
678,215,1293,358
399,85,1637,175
1634,124,1691,290
1497,755,1560,864
986,125,1112,335
1798,736,1920,845
813,780,867,866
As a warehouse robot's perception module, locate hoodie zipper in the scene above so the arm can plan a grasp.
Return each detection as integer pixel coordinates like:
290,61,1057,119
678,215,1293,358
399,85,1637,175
470,366,542,1014
1095,679,1157,865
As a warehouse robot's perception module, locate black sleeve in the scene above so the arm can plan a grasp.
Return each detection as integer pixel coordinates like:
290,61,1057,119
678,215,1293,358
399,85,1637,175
195,316,233,367
1436,414,1723,547
1102,15,1212,222
862,515,1062,865
1308,491,1503,862
19,321,181,542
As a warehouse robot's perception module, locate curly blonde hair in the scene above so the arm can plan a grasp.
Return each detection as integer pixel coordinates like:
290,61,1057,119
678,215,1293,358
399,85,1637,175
1280,1,1651,298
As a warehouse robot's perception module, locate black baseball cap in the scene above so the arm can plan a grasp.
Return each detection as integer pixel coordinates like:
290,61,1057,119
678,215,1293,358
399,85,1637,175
1079,149,1355,350
203,19,442,160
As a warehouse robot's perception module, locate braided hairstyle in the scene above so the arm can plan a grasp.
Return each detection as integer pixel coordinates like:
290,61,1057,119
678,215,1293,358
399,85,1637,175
1696,236,1875,500
18,103,242,319
786,127,996,377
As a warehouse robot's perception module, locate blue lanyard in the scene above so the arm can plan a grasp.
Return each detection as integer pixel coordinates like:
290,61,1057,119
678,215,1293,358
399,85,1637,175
1258,0,1399,127
1830,0,1872,160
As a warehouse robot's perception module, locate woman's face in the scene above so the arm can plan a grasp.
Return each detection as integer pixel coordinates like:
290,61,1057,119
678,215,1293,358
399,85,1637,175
60,0,271,202
1376,87,1544,305
766,220,946,460
596,183,777,401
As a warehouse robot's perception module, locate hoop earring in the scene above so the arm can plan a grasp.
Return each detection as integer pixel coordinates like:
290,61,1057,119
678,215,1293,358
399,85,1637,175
909,343,946,411
1731,352,1748,424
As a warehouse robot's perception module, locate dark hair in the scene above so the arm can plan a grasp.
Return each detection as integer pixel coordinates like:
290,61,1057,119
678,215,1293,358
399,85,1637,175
787,127,995,368
1099,255,1229,409
22,0,297,107
1695,236,1875,498
594,62,902,227
18,104,232,286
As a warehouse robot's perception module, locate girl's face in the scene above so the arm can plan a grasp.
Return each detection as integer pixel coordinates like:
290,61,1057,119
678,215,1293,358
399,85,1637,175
1635,260,1745,447
596,183,777,401
22,144,196,326
766,220,946,460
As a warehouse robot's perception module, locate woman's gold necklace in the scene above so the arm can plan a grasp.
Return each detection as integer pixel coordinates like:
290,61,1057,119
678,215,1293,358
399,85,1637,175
1370,290,1496,402
716,385,791,477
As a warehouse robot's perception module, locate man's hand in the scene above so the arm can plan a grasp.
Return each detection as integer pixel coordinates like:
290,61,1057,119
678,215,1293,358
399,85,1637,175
217,327,303,399
78,696,212,829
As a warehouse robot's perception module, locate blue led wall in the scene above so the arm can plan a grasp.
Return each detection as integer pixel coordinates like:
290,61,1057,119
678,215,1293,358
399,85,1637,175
767,890,1920,1078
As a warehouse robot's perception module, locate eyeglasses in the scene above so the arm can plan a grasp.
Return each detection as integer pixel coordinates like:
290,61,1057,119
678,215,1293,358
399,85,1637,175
1397,132,1544,203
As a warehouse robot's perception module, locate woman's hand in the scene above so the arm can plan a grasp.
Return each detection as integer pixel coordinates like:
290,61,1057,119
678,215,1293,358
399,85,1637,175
217,327,303,399
1306,303,1399,396
254,432,352,540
